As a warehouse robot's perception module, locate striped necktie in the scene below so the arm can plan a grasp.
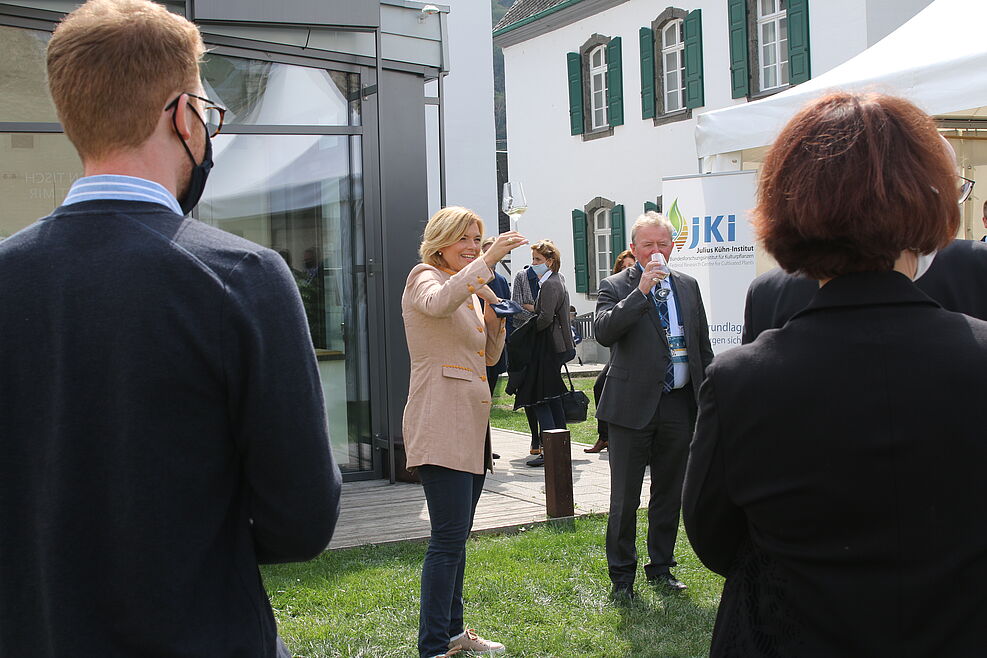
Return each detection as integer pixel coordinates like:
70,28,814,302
653,291,675,392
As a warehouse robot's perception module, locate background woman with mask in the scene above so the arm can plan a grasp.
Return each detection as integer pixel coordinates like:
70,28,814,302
509,240,574,467
510,256,544,456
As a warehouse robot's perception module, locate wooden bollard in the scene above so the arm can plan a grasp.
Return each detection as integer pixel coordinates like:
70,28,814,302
542,428,574,518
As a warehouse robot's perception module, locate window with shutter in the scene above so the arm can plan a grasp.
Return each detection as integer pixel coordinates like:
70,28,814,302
576,35,616,140
738,0,811,99
579,197,615,293
648,8,696,125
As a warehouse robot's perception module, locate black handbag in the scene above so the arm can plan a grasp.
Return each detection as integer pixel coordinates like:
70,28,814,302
560,363,589,423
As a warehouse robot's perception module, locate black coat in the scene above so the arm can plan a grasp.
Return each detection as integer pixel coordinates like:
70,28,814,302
505,274,570,407
742,239,987,343
741,268,817,344
684,271,987,658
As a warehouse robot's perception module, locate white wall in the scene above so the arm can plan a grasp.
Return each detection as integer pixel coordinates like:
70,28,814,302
430,0,499,226
501,0,931,317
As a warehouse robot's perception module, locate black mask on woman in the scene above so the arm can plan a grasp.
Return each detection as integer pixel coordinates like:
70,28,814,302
172,102,215,216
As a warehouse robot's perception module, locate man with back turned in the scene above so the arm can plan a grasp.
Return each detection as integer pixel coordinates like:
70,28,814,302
0,1,341,655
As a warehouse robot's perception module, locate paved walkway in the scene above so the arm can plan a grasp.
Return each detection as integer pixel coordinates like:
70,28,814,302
328,427,650,550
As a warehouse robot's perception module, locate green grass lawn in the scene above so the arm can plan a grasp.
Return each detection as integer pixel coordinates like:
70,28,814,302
490,376,600,445
263,511,722,658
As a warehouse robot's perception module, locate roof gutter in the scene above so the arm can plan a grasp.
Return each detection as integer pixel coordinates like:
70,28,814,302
492,0,584,37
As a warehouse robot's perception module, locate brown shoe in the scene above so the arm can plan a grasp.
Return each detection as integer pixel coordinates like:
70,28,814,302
584,438,608,453
448,629,505,655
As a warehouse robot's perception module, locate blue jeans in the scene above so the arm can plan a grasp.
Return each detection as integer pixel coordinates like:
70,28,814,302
417,465,485,658
532,397,566,432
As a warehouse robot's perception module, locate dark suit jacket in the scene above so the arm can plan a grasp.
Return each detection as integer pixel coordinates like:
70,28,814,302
0,200,341,657
741,268,817,344
485,270,511,377
683,271,987,657
742,239,987,343
594,265,714,430
915,238,987,320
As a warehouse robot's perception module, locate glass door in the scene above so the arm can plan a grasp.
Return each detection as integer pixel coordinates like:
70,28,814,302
199,54,376,477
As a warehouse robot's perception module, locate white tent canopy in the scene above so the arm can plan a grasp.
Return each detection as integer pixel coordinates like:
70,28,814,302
696,0,987,160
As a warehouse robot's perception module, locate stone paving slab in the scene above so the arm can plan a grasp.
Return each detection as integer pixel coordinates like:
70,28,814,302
328,427,650,550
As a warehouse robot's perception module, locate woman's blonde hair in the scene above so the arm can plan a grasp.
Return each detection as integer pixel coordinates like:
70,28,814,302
531,239,561,273
419,206,485,267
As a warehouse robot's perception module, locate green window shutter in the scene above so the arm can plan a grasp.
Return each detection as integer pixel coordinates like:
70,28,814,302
787,0,811,84
684,9,705,109
639,27,656,119
644,201,658,213
606,37,624,127
567,52,584,135
610,205,626,256
572,209,589,293
727,0,749,99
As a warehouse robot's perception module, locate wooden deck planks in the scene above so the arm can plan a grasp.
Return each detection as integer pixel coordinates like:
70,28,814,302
327,428,649,550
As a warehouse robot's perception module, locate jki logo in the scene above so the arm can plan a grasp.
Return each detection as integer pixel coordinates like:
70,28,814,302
666,199,737,250
687,214,736,249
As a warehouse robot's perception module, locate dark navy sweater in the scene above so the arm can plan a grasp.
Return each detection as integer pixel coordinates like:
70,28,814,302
0,200,341,657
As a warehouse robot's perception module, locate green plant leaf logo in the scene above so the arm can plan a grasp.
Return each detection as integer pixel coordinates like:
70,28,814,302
668,198,688,250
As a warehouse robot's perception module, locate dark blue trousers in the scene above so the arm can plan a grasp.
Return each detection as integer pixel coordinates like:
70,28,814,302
417,465,485,658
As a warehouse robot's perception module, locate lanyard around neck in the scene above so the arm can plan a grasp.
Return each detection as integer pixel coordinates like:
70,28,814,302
649,277,682,324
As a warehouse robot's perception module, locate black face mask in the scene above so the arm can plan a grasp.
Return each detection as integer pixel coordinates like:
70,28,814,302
172,104,214,216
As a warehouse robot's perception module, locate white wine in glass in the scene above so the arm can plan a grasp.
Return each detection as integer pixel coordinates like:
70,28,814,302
502,182,527,231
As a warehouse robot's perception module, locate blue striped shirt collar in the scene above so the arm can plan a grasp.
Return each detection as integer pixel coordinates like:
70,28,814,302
63,174,183,216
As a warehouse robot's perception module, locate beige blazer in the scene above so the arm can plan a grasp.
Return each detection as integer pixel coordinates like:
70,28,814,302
401,257,506,474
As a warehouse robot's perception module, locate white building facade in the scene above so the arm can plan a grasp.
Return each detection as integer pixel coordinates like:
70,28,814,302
494,0,934,324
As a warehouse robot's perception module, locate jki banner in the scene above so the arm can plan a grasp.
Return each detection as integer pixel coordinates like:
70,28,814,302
660,170,757,354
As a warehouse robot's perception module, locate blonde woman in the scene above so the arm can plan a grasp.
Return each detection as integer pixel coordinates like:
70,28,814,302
402,207,527,658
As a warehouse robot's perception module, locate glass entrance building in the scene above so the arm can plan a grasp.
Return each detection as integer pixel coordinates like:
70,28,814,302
0,0,447,480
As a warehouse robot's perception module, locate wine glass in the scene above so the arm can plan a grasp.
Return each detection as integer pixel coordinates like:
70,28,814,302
502,182,527,231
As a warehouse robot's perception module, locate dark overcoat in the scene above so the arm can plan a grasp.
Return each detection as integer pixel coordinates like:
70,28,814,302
684,271,987,658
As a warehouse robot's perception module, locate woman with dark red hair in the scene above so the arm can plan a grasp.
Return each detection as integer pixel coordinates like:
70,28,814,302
683,92,987,657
